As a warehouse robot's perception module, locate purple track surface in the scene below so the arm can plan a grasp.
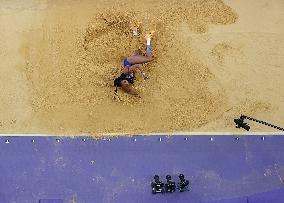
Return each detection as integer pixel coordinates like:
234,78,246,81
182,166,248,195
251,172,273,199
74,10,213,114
0,135,284,203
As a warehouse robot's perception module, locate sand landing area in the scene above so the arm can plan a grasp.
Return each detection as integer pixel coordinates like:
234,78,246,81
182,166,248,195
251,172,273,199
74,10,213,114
0,0,283,136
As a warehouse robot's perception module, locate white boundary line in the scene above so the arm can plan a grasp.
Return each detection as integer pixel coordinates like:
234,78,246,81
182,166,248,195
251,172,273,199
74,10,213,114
0,132,283,137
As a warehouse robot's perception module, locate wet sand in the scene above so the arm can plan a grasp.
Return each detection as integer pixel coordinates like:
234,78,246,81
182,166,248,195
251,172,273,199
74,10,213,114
0,0,283,136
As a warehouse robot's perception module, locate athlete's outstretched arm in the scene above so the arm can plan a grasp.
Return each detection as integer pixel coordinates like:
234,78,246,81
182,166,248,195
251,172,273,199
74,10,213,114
121,83,138,95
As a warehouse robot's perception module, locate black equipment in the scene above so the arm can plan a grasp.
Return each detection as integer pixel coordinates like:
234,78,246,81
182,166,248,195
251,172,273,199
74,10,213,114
151,175,164,194
234,115,284,131
165,175,176,193
177,174,189,192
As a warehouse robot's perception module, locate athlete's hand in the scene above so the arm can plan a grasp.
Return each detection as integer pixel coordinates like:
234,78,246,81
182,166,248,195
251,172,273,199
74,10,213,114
142,72,149,80
143,75,149,80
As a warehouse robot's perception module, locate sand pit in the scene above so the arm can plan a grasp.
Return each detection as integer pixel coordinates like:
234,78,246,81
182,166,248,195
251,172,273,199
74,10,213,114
0,0,283,135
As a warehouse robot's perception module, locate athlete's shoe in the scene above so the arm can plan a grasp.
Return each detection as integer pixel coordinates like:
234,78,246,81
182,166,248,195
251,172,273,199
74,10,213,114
145,31,155,39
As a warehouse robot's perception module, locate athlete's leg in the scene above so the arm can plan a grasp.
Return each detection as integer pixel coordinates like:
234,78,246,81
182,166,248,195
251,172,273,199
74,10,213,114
122,65,137,75
122,64,143,74
127,53,153,64
127,33,154,64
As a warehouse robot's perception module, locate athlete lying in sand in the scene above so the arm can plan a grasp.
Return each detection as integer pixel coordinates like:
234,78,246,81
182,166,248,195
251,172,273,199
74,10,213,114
114,32,154,95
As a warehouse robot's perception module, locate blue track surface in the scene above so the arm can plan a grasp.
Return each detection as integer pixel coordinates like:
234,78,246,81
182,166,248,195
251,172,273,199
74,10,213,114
0,135,284,203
